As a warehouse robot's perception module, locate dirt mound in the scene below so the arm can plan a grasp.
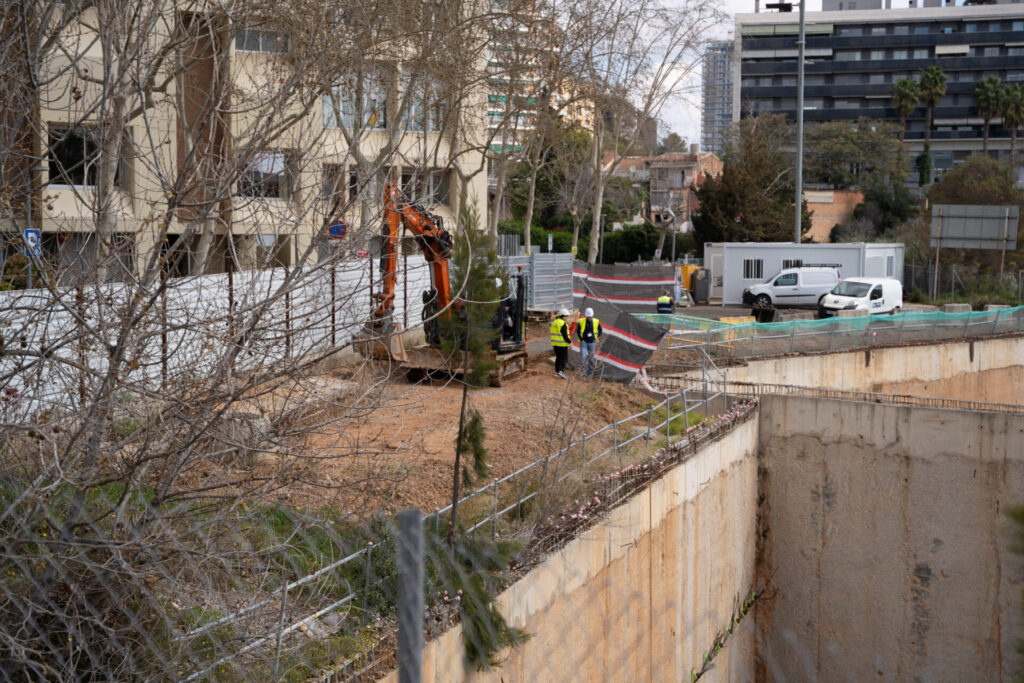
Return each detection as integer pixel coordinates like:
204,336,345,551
272,359,653,516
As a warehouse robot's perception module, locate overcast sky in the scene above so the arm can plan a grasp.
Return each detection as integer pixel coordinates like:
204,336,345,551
660,0,827,148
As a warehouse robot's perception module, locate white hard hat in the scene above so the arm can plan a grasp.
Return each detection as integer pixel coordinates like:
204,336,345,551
584,308,594,317
557,308,569,316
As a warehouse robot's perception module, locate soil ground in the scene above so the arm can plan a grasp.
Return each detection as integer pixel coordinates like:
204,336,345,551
267,328,655,517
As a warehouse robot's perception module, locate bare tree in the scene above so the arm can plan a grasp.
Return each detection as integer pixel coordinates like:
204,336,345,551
561,0,721,263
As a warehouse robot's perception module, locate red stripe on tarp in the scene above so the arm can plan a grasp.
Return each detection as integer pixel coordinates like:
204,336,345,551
586,275,676,285
604,326,661,350
595,351,642,370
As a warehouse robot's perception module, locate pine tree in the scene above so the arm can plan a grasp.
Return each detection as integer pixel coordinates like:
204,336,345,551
443,205,504,546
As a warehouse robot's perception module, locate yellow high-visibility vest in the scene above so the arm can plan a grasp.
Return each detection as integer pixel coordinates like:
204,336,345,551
549,318,570,347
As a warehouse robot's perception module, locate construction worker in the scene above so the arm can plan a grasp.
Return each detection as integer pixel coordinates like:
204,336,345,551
550,308,571,378
657,291,673,314
575,307,602,378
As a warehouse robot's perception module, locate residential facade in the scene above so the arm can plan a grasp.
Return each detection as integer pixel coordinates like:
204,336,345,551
701,41,735,156
3,7,487,281
733,3,1024,182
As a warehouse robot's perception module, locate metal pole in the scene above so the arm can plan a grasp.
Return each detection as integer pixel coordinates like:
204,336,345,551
1000,207,1009,280
397,510,424,683
932,209,942,300
598,215,605,264
794,0,806,244
492,480,499,539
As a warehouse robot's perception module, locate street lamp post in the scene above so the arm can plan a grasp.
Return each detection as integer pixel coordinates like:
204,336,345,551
766,0,805,244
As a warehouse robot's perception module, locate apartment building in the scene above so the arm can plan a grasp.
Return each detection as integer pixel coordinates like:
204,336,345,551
733,3,1024,180
2,5,487,282
701,41,735,156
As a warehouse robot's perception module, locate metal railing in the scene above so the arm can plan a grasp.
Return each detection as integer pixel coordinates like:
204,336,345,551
182,370,734,679
644,306,1024,360
671,380,1024,415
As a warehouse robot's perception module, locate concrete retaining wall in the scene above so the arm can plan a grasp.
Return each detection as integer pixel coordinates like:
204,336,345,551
755,395,1024,681
385,417,761,682
724,336,1024,403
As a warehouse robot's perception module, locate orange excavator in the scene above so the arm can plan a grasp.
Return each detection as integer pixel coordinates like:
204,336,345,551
356,183,528,385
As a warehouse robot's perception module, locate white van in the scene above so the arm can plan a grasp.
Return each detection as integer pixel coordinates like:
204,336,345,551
742,265,841,308
819,277,903,316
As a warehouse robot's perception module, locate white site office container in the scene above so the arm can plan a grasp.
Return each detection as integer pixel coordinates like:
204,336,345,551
703,242,904,305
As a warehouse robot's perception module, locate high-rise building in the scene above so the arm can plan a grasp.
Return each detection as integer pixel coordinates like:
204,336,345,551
701,41,735,156
734,4,1024,182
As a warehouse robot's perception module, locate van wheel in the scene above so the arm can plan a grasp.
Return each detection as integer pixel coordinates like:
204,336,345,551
890,306,901,315
753,294,771,307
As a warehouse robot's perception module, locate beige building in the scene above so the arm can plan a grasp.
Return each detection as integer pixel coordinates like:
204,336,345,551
2,6,488,282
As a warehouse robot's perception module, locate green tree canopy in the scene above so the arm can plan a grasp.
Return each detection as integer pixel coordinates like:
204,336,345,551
928,153,1023,206
891,78,920,142
691,114,811,246
973,76,1005,153
658,132,688,154
804,119,906,190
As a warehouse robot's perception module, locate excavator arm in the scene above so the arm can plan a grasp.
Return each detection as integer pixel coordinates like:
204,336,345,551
371,182,454,331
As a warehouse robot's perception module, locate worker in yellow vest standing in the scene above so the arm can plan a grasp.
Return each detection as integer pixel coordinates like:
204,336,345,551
550,308,571,378
575,307,602,378
657,291,673,314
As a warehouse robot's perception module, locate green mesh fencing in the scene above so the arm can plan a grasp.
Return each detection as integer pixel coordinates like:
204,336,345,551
641,306,1024,359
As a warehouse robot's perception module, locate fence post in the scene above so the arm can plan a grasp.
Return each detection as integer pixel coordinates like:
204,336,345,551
646,406,653,447
750,325,757,356
285,288,292,359
612,419,618,457
362,544,373,626
827,318,835,351
665,395,671,441
789,324,796,354
397,510,424,683
160,271,168,388
272,582,288,677
403,253,409,329
331,264,337,347
76,286,86,402
582,433,587,463
897,314,906,343
492,479,499,540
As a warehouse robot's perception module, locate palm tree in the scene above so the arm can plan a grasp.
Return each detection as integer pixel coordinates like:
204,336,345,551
1003,83,1024,170
917,66,947,145
891,78,920,142
974,77,1004,154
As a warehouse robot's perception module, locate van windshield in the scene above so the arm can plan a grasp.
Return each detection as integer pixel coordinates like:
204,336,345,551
832,281,871,297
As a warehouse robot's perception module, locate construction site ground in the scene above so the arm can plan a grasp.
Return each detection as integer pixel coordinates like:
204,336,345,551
266,317,655,517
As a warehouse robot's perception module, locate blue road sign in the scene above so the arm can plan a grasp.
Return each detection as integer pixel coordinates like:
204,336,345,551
23,229,41,258
328,220,347,239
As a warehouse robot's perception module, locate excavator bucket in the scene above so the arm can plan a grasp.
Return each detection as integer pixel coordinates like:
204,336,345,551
354,319,408,363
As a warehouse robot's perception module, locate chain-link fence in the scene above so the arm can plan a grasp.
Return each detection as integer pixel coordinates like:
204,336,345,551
0,341,743,681
641,306,1024,361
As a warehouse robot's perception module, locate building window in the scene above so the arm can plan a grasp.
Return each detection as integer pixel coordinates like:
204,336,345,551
237,152,293,199
743,259,763,280
965,23,978,33
805,75,827,86
913,48,929,59
235,28,288,53
1014,20,1024,31
1009,47,1024,57
782,259,803,269
871,26,887,36
427,170,449,206
48,126,126,188
868,73,887,84
893,25,910,35
914,24,930,35
870,50,886,60
838,26,861,37
893,49,908,59
323,164,345,206
835,50,861,61
323,68,389,130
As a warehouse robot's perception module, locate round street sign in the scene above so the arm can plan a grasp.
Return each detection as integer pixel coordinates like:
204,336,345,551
355,248,369,258
328,220,347,239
